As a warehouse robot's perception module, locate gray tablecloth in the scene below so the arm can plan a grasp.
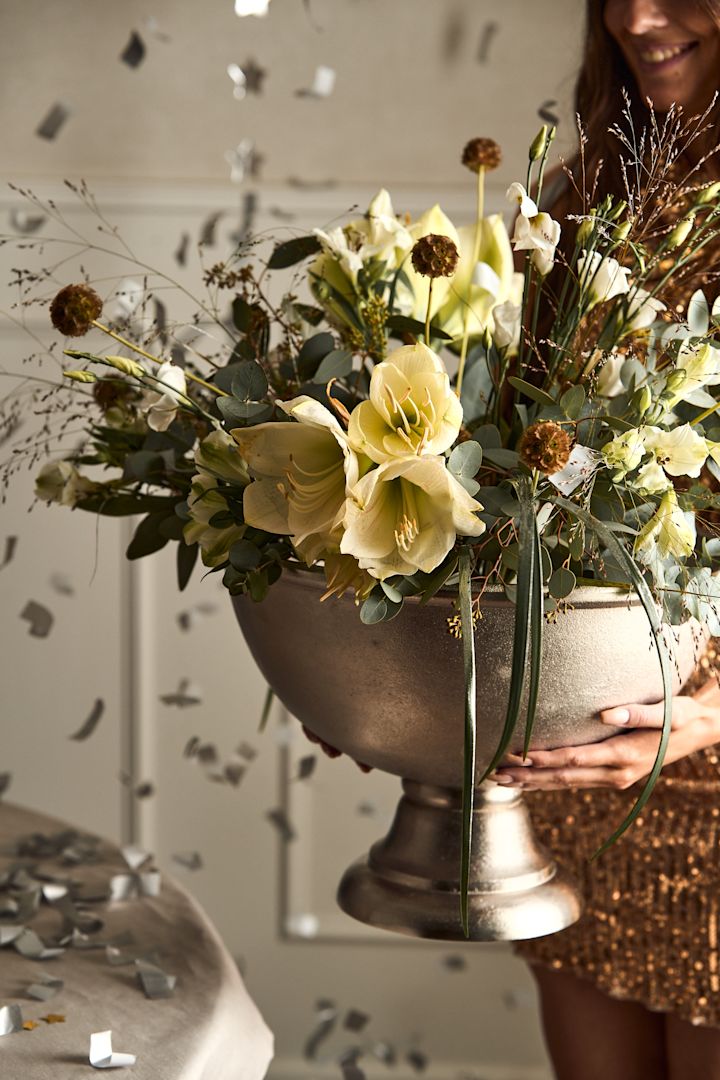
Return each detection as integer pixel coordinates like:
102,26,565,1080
0,802,273,1079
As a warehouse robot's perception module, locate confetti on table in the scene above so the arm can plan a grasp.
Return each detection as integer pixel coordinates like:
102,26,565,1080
70,698,105,741
344,1008,369,1032
13,928,64,960
90,1029,136,1068
172,851,203,871
174,232,190,266
41,883,68,902
23,1020,40,1031
234,0,271,15
1,536,17,571
110,869,160,901
296,755,317,781
20,600,54,638
159,678,202,707
199,211,224,247
266,808,296,842
0,926,24,946
0,1004,23,1036
49,571,74,595
41,1013,65,1024
36,102,71,140
26,973,64,1001
303,999,337,1059
477,20,499,63
538,99,560,126
295,65,336,99
136,959,176,999
9,209,46,234
120,30,146,68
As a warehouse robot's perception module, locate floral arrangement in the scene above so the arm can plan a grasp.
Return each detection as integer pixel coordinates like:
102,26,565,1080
5,105,720,931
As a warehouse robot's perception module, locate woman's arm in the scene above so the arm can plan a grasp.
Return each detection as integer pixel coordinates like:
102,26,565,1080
490,677,720,791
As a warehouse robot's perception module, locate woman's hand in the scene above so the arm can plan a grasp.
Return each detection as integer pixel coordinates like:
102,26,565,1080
489,680,720,792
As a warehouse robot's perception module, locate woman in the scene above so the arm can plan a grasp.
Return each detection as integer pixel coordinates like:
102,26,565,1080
492,2,720,1077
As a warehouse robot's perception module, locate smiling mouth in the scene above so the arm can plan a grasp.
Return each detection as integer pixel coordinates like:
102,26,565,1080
636,41,698,66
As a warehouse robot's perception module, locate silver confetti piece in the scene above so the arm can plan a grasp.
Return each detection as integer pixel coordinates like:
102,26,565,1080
266,808,296,842
296,755,317,781
144,15,171,42
120,30,146,68
159,678,202,707
538,99,560,126
199,212,224,247
0,536,17,570
303,999,336,1059
134,781,154,799
13,928,64,960
69,698,104,741
171,851,203,871
224,139,262,183
227,63,248,101
9,209,46,234
224,763,246,787
0,1004,22,1037
295,65,336,99
49,572,74,595
477,21,499,63
136,959,177,999
20,600,54,638
234,0,271,15
196,743,217,765
372,1042,396,1066
236,741,257,762
26,973,64,1002
406,1049,428,1072
0,926,24,946
344,1008,369,1032
174,232,190,266
36,102,71,140
183,736,200,758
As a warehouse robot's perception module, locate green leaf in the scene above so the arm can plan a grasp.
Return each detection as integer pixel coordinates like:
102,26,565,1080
548,566,577,599
560,384,586,419
297,332,336,379
482,447,519,470
472,424,502,449
218,397,273,426
126,513,171,560
312,348,353,384
158,514,186,541
177,541,199,591
77,493,180,517
508,376,557,407
552,496,673,857
231,361,268,401
419,554,459,603
267,234,321,270
360,587,403,624
448,441,483,478
458,546,477,938
380,580,404,604
229,538,262,571
232,296,255,333
386,314,453,342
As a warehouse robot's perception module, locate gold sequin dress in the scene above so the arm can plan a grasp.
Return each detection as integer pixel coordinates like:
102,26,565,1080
514,168,720,1026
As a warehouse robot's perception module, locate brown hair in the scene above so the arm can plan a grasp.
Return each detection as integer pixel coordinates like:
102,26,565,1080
571,0,720,202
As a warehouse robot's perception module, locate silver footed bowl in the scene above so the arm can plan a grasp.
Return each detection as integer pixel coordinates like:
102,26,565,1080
232,567,701,787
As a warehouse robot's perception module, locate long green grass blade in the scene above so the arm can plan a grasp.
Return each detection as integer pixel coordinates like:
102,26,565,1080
480,481,536,781
552,496,672,857
458,546,477,938
523,513,544,758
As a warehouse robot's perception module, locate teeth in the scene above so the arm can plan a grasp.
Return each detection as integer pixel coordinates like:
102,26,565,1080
639,43,690,64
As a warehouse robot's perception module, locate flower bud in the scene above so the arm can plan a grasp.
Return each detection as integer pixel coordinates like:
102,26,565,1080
576,216,595,245
645,403,665,424
630,385,652,416
695,182,720,206
611,220,632,242
668,215,695,249
102,355,146,378
608,200,628,222
664,369,688,394
63,369,97,383
529,125,548,162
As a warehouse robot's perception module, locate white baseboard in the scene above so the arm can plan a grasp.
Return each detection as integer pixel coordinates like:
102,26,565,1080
268,1057,553,1080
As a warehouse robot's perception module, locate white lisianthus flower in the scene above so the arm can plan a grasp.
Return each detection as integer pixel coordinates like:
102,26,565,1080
643,424,710,478
194,430,250,486
635,488,695,562
622,287,666,333
662,342,720,409
601,428,646,478
492,299,522,350
232,396,360,565
577,250,631,305
143,361,188,432
506,183,561,276
347,343,462,464
184,473,246,567
313,225,364,280
596,350,625,397
35,460,97,507
341,455,485,580
313,189,413,287
632,459,671,495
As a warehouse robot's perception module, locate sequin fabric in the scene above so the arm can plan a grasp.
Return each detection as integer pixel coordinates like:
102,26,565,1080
514,644,720,1026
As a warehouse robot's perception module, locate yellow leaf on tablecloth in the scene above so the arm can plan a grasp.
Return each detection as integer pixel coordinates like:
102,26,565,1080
41,1014,66,1024
23,1020,40,1031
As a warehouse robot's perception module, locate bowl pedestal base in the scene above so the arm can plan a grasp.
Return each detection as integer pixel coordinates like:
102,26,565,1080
338,779,582,941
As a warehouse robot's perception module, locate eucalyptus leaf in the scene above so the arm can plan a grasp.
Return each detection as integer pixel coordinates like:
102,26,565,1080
229,538,262,571
386,314,453,342
231,361,268,402
560,384,586,419
312,349,353,384
448,442,483,478
297,332,335,379
218,398,272,426
507,376,556,407
548,566,577,599
177,541,198,591
267,234,321,270
360,588,403,624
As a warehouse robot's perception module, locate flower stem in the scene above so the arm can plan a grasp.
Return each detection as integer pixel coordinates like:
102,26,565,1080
424,279,434,346
456,166,486,400
91,320,227,397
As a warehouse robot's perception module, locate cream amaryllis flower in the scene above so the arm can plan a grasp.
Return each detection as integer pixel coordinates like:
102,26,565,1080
662,342,720,409
143,361,188,432
506,183,561,276
35,460,98,507
577,250,631,305
341,455,485,580
232,396,360,564
635,488,695,562
347,343,462,463
184,473,246,567
643,424,709,478
437,215,519,340
632,459,670,495
313,188,413,285
602,428,646,478
194,429,250,486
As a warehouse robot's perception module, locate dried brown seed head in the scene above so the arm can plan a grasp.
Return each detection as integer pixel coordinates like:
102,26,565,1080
410,234,459,279
519,420,572,474
50,284,103,337
461,137,502,173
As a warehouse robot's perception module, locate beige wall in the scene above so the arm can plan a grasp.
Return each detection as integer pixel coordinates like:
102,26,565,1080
0,2,584,1076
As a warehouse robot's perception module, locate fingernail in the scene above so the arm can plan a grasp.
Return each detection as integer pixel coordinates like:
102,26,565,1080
492,774,515,785
603,708,629,725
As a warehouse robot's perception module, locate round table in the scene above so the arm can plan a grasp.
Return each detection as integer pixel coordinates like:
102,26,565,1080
0,802,273,1078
